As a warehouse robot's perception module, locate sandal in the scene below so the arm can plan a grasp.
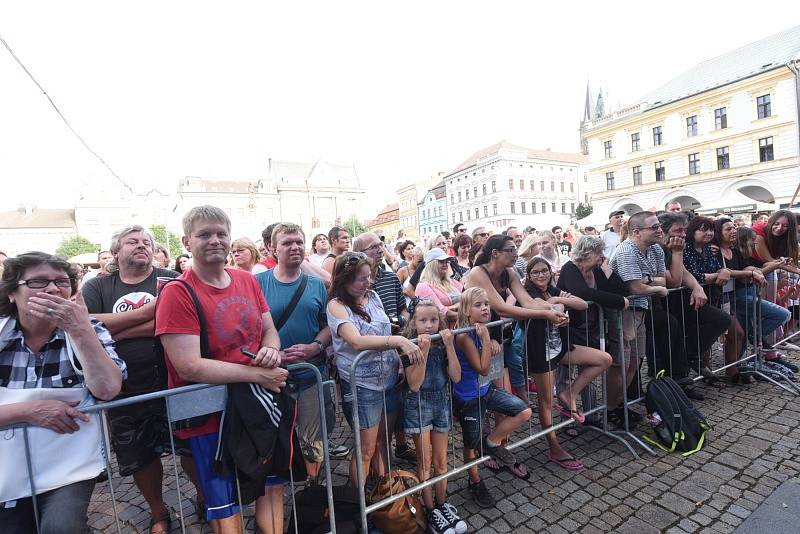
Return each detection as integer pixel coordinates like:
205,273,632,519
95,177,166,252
555,401,586,424
149,514,172,534
505,461,530,480
484,457,503,472
548,453,584,471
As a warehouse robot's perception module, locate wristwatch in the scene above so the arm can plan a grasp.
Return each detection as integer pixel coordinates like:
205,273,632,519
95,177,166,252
645,274,654,285
312,339,325,353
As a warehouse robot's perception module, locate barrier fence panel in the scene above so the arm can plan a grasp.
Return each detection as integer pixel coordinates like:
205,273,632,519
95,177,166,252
5,362,336,534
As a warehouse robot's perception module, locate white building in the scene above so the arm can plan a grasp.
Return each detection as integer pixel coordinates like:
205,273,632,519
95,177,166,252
443,141,588,232
583,25,800,221
0,207,77,256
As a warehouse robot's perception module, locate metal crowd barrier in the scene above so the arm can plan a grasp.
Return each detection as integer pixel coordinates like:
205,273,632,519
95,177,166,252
3,362,337,534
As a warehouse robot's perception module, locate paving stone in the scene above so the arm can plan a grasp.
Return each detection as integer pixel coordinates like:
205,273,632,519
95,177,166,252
634,504,679,529
656,492,698,516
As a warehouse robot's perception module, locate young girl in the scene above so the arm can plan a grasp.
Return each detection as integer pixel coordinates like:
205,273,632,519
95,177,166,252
402,301,466,534
452,287,532,508
523,257,611,470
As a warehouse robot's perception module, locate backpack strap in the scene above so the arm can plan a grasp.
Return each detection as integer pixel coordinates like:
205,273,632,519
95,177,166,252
157,279,211,358
273,274,308,332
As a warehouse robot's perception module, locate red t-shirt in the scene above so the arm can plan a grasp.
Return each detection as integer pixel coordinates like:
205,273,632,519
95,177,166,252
751,223,767,262
155,267,269,438
258,256,277,270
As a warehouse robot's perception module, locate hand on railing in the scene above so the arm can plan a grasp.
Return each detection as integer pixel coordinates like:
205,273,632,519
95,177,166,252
25,400,90,434
254,366,289,393
689,286,707,310
252,345,282,368
397,336,424,365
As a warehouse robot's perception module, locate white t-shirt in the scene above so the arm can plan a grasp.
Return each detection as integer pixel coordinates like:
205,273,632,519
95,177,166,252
601,228,620,259
308,253,328,268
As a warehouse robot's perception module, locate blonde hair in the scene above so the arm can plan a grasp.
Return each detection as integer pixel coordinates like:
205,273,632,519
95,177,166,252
517,234,540,259
457,287,488,328
182,205,231,237
425,233,445,252
402,300,445,339
231,237,261,270
420,257,457,294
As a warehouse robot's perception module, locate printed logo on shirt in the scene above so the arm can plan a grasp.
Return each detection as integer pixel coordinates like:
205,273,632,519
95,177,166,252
113,292,155,313
212,295,262,350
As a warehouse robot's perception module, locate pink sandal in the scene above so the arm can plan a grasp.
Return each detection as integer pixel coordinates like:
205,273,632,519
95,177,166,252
548,453,584,471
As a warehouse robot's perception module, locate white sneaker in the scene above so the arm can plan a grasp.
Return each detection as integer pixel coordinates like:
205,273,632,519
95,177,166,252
428,508,455,534
776,341,800,351
439,502,467,534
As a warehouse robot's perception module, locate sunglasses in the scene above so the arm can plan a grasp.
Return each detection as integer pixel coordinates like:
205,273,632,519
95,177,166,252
636,224,662,232
457,228,468,233
476,232,489,237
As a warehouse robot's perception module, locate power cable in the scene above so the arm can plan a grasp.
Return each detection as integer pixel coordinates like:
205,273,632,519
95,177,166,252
0,32,134,194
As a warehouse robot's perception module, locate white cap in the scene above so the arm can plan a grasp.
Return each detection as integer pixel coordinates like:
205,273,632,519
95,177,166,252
424,248,453,263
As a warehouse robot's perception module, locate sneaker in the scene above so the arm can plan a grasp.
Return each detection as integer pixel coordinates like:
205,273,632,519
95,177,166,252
328,440,350,459
481,437,515,467
427,508,455,534
776,341,800,351
439,502,467,534
395,444,417,462
467,479,495,508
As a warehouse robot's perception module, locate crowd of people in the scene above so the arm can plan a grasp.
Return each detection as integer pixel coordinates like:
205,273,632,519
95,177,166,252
1,204,798,534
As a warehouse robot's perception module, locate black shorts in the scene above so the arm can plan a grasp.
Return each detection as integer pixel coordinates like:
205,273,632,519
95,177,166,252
107,398,191,477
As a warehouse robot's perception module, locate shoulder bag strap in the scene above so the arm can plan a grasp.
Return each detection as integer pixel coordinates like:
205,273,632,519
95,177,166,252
157,278,211,357
273,274,308,332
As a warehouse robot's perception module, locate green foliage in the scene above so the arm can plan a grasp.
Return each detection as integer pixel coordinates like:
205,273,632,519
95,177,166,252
150,224,183,259
343,215,367,237
575,203,594,220
56,235,97,259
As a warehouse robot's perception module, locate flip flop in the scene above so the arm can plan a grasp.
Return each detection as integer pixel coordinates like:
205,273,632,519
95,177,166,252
149,514,172,534
555,401,586,424
505,461,531,480
484,457,503,472
548,454,584,471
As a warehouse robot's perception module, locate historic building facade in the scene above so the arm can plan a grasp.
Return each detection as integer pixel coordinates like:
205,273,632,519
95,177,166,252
583,25,800,219
417,181,447,240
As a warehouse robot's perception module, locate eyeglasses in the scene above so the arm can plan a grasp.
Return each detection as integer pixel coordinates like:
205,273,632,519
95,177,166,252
500,247,517,254
457,228,467,233
637,224,662,232
476,232,489,237
18,278,72,289
529,269,550,277
363,243,383,253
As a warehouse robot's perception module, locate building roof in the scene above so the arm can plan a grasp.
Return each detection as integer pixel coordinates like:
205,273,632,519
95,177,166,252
370,203,399,225
642,24,800,110
447,140,588,176
0,208,75,229
270,158,363,190
197,180,254,194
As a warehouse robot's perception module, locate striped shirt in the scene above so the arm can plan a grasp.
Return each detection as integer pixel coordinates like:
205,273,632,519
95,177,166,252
0,317,126,389
609,240,665,310
372,266,406,320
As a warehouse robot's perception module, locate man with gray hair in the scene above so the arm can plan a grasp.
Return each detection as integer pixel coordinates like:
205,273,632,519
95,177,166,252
83,225,201,531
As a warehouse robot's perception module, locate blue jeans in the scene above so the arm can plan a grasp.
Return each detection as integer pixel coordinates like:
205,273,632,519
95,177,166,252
0,478,96,533
735,286,790,342
341,378,401,431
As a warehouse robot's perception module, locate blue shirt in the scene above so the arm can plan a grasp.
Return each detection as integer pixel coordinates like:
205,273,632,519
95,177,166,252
453,331,490,401
255,270,327,384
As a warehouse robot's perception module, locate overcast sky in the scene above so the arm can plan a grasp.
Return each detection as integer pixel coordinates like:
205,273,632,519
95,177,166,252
1,2,797,218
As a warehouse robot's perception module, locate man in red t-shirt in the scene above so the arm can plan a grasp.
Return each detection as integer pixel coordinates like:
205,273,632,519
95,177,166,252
156,205,287,533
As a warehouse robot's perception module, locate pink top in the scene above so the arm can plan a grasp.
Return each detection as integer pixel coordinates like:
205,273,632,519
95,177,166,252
415,280,464,315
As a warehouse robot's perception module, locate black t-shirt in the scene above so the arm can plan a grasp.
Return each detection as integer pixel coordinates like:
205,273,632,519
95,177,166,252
556,241,572,257
82,267,178,395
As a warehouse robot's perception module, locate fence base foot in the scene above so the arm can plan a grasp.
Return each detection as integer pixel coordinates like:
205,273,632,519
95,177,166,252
584,424,640,459
754,370,800,396
611,429,658,456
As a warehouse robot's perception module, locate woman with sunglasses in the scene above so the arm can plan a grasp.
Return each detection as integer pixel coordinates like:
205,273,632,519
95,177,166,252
326,252,423,486
523,257,611,470
0,252,125,532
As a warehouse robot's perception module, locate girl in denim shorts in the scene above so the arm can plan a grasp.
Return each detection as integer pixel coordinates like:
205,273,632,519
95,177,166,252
402,300,466,534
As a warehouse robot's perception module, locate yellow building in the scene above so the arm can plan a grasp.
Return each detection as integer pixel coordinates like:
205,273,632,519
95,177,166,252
583,25,800,219
367,203,400,242
397,184,420,240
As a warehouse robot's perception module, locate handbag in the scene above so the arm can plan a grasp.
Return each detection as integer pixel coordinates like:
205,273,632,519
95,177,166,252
0,321,105,503
368,469,427,534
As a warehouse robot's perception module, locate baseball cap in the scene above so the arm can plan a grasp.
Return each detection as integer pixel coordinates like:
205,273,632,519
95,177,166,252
424,248,453,263
609,210,625,219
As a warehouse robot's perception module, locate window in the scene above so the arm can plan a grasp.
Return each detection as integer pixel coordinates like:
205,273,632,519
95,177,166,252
510,202,516,214
569,183,574,193
686,115,697,137
473,186,478,198
509,179,514,190
570,202,575,214
459,211,463,222
604,140,613,158
541,202,547,213
561,203,566,214
550,181,555,191
521,202,526,213
606,172,615,190
551,202,557,213
560,182,564,192
540,181,545,191
714,107,727,130
532,203,537,214
716,147,729,169
631,132,640,151
482,184,487,196
450,193,454,204
474,208,479,219
759,137,774,162
632,165,642,186
688,153,700,175
491,181,496,193
520,179,525,190
493,204,498,215
465,189,469,200
757,95,771,119
457,191,462,202
484,205,488,217
466,209,471,220
653,126,662,146
530,180,535,190
655,161,665,181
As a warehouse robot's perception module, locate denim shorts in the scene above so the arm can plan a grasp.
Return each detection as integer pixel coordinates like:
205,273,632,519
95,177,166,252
508,327,526,388
453,385,529,450
402,389,451,434
341,378,401,430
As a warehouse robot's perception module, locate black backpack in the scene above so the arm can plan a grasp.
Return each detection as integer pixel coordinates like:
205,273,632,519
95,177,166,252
287,484,361,534
644,372,711,456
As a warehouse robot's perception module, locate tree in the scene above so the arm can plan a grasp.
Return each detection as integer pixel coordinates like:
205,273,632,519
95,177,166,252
56,235,97,259
575,203,594,220
343,215,367,238
150,224,183,259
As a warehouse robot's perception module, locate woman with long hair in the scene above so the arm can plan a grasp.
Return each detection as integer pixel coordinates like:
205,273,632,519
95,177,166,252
451,233,473,278
174,253,191,274
326,252,423,485
517,234,541,268
415,248,464,323
308,233,331,268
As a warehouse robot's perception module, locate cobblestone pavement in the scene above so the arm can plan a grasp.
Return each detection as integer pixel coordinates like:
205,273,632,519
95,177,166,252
87,346,800,533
